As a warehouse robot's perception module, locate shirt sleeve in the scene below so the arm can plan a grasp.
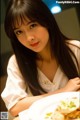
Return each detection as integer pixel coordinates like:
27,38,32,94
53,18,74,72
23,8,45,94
1,55,28,110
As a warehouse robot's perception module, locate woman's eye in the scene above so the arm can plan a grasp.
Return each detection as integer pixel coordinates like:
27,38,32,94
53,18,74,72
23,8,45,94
30,23,37,29
15,30,22,35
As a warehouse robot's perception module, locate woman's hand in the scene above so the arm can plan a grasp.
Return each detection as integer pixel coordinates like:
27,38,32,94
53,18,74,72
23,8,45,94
64,77,80,91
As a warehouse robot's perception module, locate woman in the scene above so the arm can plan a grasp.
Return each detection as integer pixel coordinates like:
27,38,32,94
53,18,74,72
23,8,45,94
1,0,80,117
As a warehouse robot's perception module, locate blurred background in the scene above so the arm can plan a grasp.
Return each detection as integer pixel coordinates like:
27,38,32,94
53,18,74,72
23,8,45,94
0,0,80,111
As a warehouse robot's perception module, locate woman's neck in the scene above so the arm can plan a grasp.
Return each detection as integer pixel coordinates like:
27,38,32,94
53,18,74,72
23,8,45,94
38,49,53,62
37,42,54,62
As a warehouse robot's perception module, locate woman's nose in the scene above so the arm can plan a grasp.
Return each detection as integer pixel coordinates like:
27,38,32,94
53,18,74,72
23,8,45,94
27,36,35,42
26,33,35,42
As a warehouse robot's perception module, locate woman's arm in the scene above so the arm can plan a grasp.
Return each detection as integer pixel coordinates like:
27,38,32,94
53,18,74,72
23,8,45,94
9,77,80,117
9,89,65,117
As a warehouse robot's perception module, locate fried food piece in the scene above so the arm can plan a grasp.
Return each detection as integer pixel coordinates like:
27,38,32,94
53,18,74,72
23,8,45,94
65,108,80,120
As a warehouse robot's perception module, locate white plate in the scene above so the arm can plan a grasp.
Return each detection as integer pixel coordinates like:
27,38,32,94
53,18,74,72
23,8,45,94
19,92,80,120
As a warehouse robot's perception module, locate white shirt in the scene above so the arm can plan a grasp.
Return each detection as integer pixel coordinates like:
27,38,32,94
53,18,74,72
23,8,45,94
1,40,80,110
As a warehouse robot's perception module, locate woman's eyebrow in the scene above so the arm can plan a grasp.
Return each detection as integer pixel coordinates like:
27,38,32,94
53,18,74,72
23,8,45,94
13,27,20,31
26,20,36,26
27,21,34,25
13,20,35,30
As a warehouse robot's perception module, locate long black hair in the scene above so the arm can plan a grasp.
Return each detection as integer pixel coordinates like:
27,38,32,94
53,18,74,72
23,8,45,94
4,0,79,95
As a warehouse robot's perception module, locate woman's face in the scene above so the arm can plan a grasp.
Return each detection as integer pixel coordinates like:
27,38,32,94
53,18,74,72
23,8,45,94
14,19,50,53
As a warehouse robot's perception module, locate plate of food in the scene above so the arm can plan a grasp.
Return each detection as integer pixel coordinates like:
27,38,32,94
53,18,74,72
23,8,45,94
19,92,80,120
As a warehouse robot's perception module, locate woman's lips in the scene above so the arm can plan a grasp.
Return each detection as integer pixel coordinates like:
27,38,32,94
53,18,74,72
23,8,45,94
30,41,39,47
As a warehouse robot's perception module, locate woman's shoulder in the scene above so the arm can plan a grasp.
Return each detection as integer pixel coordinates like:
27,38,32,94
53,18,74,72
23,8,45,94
66,40,80,69
7,54,18,69
9,54,16,61
8,54,16,64
68,40,80,47
66,40,80,49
